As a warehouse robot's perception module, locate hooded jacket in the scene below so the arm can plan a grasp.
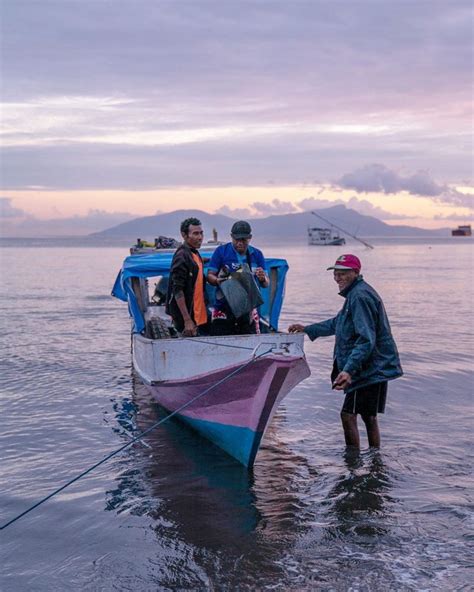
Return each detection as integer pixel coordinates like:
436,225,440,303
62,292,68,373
304,276,403,392
165,242,205,332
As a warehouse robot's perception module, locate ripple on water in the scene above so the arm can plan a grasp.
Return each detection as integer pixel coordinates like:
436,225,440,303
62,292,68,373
1,242,473,591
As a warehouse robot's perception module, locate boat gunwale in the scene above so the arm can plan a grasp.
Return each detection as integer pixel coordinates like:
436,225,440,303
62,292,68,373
132,331,307,385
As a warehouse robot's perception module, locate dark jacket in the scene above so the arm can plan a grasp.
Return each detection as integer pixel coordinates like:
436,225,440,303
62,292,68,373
304,276,403,392
165,243,205,332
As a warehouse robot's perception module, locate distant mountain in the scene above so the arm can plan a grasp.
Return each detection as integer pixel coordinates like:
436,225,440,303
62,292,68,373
89,209,235,240
90,205,449,241
248,206,448,239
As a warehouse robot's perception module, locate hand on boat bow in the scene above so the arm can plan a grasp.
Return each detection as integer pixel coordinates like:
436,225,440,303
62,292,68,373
288,323,306,333
183,318,198,337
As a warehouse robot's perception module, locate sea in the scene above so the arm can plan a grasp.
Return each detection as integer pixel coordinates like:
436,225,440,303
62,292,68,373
0,237,472,592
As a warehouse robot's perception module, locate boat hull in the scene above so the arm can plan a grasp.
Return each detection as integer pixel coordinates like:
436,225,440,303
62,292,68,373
308,237,346,246
133,334,310,466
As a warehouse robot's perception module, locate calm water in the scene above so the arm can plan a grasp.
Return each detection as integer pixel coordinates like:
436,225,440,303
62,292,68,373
0,239,473,591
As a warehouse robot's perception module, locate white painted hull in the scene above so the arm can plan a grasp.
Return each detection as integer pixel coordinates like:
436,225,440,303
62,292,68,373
132,333,311,466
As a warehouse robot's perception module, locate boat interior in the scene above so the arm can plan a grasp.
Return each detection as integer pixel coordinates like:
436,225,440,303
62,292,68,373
130,269,281,340
112,249,290,339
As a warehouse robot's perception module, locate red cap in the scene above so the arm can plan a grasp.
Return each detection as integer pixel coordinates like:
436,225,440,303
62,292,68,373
327,254,361,271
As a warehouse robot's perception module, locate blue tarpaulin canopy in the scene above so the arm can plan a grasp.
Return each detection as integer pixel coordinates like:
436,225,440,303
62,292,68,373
112,248,289,334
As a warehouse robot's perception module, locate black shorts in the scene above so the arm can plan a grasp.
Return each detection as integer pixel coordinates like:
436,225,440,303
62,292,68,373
342,382,387,416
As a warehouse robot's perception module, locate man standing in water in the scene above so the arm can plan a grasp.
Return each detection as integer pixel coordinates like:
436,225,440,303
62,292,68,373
166,217,208,337
289,254,402,448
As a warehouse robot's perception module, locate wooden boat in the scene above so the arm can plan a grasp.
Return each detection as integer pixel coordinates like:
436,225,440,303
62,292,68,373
308,226,346,246
112,248,310,467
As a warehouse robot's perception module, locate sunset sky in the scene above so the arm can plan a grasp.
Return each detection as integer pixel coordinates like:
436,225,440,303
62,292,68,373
1,0,472,235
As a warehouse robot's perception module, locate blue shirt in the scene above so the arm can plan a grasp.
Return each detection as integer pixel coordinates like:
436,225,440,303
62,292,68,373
208,243,267,311
208,243,266,275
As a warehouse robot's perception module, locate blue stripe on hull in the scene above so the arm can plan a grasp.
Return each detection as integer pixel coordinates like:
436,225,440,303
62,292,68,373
178,415,263,467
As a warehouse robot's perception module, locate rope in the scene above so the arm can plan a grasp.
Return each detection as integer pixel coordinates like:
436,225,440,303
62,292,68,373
0,348,273,531
188,338,255,350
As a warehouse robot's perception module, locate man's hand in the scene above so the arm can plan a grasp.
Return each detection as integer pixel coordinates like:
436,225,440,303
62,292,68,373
332,371,352,391
288,323,305,333
182,318,198,337
207,271,228,287
254,267,267,283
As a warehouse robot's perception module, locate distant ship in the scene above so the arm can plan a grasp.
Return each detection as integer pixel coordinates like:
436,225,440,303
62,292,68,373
308,227,346,246
309,211,374,249
451,225,472,237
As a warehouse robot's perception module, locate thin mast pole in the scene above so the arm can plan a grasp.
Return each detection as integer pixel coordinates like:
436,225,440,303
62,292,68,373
311,211,374,249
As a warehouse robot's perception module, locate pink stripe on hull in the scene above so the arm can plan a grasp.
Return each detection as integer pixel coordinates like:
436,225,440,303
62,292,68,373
146,356,310,432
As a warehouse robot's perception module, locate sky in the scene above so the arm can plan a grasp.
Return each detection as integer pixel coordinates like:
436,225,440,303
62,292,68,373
1,0,472,236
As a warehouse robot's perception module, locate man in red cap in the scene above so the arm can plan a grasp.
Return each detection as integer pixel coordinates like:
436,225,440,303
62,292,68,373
289,254,402,449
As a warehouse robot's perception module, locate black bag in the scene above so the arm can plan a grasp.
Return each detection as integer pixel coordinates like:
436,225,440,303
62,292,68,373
220,266,263,318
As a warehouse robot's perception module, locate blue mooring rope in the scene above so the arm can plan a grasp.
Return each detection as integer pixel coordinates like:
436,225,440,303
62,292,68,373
0,348,272,531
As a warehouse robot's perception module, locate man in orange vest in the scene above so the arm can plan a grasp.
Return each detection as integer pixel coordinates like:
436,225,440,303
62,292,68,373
166,218,208,337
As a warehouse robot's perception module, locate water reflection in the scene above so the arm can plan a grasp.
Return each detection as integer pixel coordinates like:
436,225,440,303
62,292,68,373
324,448,394,539
105,377,312,554
252,416,319,542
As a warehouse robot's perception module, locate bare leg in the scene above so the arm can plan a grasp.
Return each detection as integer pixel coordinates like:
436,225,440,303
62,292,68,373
361,415,381,448
340,411,360,448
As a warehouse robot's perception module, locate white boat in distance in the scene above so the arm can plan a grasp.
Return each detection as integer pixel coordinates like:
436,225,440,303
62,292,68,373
308,226,346,246
112,247,310,468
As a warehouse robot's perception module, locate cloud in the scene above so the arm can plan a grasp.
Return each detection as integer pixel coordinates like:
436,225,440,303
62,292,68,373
297,195,411,220
3,121,471,192
337,164,474,209
433,213,473,221
250,199,298,216
214,205,253,219
438,188,474,209
346,197,411,220
0,206,136,237
0,0,472,226
70,209,136,225
2,2,471,107
297,197,345,211
338,164,402,194
0,197,28,218
217,200,297,218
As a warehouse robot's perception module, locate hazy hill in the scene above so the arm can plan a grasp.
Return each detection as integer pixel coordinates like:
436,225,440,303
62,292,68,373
90,205,448,241
89,209,235,240
248,206,447,239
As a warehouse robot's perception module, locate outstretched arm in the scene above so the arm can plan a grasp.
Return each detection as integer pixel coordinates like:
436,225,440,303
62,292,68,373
288,317,337,339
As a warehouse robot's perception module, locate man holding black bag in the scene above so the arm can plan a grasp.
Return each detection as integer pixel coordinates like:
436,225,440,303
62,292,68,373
207,220,269,335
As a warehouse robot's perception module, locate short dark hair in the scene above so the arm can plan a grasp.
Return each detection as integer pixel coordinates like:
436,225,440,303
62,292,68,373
180,217,202,235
